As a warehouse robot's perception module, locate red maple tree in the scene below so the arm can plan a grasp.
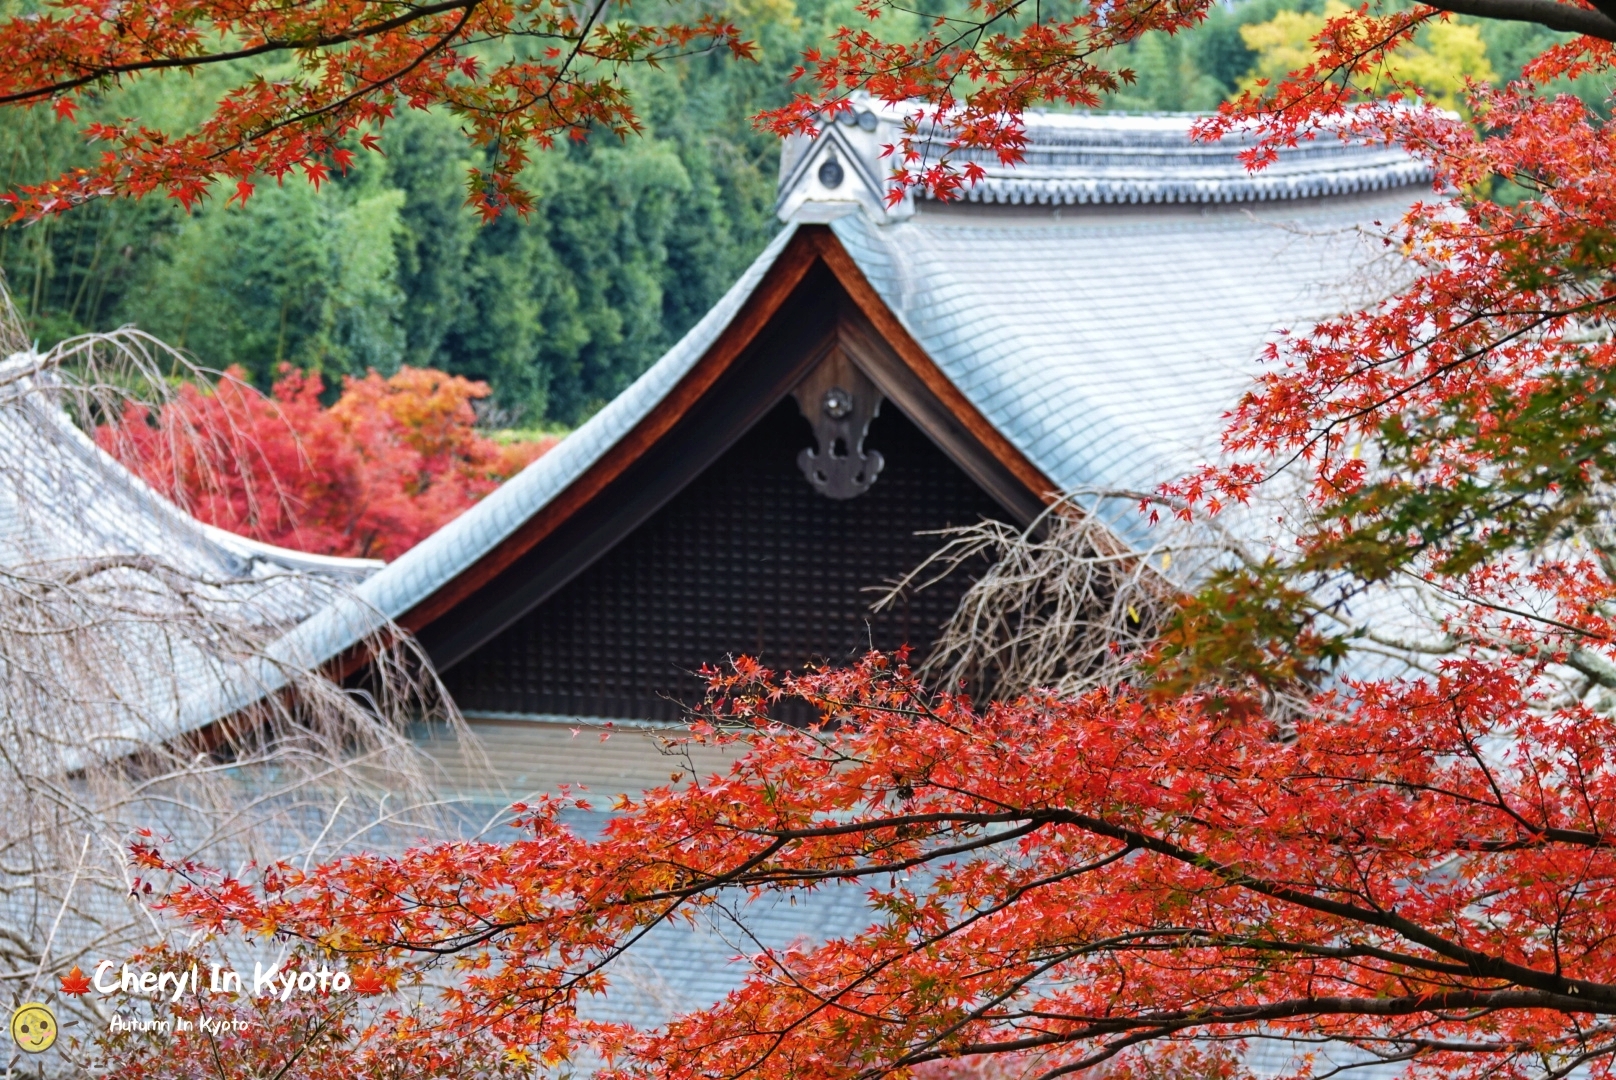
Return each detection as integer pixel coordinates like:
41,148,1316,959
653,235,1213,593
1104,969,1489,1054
14,0,1616,1071
98,365,553,559
116,25,1616,1073
136,647,1616,1080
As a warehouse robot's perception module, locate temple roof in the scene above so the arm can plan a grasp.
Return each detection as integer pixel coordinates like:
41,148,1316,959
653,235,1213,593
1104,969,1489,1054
271,107,1429,716
253,114,1433,1064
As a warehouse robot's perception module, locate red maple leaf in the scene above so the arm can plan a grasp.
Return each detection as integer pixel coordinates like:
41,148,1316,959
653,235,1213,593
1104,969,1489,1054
58,966,92,995
349,968,387,995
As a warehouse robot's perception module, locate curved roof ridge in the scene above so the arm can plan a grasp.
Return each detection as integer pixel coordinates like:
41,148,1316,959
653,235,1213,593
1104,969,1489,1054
777,101,1432,221
937,112,1431,206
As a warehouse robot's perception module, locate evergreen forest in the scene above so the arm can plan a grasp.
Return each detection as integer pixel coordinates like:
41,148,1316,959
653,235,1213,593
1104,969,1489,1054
0,0,1593,430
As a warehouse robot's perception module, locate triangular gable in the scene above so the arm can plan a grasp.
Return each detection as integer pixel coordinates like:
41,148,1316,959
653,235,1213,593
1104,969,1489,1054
396,224,1057,671
267,223,1055,688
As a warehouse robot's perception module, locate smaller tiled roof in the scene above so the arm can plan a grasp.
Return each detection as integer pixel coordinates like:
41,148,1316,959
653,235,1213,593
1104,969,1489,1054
415,715,741,801
943,113,1428,204
0,365,380,586
776,102,1432,222
413,715,876,1035
935,112,1431,205
0,361,383,758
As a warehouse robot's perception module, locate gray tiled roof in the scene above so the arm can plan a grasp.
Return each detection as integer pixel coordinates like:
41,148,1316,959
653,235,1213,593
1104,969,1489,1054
415,716,742,803
925,112,1430,206
0,370,382,586
0,369,383,761
277,118,1424,667
261,118,1431,1074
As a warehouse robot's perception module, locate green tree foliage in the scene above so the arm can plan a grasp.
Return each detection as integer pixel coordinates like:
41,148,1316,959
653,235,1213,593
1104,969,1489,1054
3,0,1573,424
1103,31,1230,112
0,0,826,426
1101,0,1323,109
126,175,409,381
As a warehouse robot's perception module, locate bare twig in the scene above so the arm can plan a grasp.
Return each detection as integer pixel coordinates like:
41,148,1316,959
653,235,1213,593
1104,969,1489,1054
0,272,474,1067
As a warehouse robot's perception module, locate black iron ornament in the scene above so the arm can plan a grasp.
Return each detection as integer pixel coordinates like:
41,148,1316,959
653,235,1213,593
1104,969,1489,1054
791,350,884,499
817,156,845,189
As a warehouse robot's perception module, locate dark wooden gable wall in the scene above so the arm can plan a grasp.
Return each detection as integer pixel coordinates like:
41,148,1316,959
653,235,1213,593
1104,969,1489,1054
410,241,1049,725
442,398,1009,722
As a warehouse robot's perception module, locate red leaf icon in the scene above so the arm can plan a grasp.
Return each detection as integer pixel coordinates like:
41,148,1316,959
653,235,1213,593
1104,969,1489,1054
349,969,386,995
59,966,92,995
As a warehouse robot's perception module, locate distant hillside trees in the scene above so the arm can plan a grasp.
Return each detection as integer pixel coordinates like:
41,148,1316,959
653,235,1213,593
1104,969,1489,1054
0,0,809,427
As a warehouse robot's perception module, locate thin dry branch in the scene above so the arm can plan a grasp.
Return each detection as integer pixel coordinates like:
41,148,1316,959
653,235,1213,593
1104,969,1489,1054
878,493,1226,700
0,273,475,1070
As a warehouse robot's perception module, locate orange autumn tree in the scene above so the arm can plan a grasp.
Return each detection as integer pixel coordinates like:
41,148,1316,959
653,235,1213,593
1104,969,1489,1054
110,21,1616,1080
99,365,551,558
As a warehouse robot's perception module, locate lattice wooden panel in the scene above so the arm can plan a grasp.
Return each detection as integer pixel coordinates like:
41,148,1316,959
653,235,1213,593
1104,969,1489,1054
444,399,1011,723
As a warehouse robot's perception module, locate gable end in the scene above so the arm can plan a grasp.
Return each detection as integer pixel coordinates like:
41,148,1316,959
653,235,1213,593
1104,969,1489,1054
405,226,1057,681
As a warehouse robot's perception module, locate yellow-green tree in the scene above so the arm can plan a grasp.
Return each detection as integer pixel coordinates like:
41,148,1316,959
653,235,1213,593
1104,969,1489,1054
1241,4,1495,110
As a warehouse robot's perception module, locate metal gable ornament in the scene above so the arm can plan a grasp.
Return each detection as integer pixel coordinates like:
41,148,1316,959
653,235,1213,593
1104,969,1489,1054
791,349,885,499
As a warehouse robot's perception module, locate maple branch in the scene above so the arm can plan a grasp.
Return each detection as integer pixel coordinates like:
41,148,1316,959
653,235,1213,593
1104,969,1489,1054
1036,806,1616,1008
1420,0,1616,39
1177,933,1482,979
1263,292,1616,492
973,988,1616,1036
862,926,1498,1079
902,998,1598,1071
0,0,483,107
728,857,1148,1073
201,0,479,163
